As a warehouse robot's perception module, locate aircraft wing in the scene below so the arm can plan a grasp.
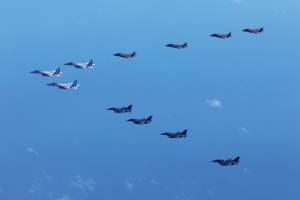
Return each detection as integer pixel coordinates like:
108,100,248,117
41,71,54,76
58,83,73,89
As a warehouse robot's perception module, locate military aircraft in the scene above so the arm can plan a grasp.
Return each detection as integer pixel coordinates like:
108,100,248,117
242,27,264,34
107,105,132,113
30,68,62,76
160,129,187,138
113,52,136,58
166,42,188,49
126,116,152,124
47,80,79,89
210,32,232,39
64,60,95,68
211,157,240,166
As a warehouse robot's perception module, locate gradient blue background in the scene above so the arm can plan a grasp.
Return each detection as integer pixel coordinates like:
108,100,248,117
1,1,300,199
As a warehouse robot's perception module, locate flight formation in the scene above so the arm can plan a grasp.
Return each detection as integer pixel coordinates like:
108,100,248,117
31,27,264,166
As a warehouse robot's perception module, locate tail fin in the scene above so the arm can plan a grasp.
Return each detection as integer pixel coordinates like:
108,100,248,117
71,80,78,88
183,42,188,47
259,27,264,32
54,68,60,75
182,129,188,134
127,105,132,109
233,157,240,162
147,116,152,120
227,32,232,37
131,52,136,57
87,60,93,67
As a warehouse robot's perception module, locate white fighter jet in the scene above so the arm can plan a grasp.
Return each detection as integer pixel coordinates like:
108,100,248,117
64,60,95,68
47,80,79,89
30,68,62,76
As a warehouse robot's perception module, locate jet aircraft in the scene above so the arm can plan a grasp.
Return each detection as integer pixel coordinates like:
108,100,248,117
107,105,132,113
166,42,188,49
210,32,232,39
64,60,94,68
242,27,264,34
113,52,136,58
126,116,152,124
211,157,240,166
30,68,62,76
160,129,187,138
47,80,79,89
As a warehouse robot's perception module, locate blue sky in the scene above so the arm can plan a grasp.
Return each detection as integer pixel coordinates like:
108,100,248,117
1,0,300,199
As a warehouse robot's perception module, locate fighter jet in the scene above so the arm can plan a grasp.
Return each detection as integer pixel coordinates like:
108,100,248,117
126,116,152,124
30,68,62,76
211,157,240,166
64,60,95,68
47,80,79,89
242,27,264,34
210,32,232,39
166,42,188,49
113,52,136,58
107,105,132,113
160,129,187,138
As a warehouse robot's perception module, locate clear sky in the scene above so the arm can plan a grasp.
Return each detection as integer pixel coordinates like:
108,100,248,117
1,0,300,199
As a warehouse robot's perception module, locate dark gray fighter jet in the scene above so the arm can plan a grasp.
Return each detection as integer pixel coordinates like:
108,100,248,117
107,105,132,113
242,27,264,34
30,68,62,76
64,60,95,69
211,157,240,166
210,32,232,39
166,42,188,49
160,130,187,138
127,116,152,124
113,52,136,58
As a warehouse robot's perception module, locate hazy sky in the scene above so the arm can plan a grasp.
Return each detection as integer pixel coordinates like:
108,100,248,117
1,1,300,199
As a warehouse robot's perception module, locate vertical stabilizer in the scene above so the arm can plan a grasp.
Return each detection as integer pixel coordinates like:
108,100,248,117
259,27,264,32
131,52,136,57
87,60,93,67
71,80,78,88
54,68,61,75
